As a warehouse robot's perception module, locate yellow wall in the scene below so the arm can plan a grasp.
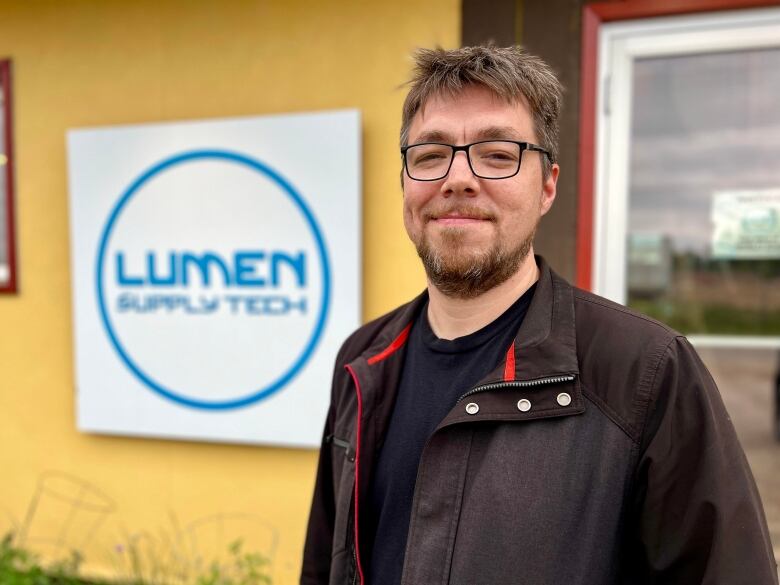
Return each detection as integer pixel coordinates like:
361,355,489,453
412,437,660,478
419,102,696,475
0,1,459,582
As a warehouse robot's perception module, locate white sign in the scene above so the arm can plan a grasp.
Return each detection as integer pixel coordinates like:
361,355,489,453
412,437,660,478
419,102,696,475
67,110,361,448
712,189,780,259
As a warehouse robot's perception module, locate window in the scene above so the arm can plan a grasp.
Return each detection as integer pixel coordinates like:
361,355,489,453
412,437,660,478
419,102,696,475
594,8,780,345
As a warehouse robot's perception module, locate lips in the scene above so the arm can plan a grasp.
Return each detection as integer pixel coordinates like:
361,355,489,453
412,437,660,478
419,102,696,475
424,207,496,224
433,216,488,226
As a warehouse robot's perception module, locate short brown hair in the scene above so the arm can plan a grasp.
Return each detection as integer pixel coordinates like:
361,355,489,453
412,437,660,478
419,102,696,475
400,46,563,178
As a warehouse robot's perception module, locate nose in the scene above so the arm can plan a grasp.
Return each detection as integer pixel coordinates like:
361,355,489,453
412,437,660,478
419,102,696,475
441,150,479,196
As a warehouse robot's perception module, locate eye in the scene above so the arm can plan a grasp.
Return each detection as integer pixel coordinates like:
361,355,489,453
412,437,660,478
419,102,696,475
415,151,448,163
407,145,451,167
484,150,517,161
474,143,520,165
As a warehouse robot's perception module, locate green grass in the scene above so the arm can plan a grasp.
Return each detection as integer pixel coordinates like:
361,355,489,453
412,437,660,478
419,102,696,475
629,299,780,336
0,533,272,585
0,533,91,585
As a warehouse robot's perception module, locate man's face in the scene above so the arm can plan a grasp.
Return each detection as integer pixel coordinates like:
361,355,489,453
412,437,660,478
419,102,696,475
402,84,559,298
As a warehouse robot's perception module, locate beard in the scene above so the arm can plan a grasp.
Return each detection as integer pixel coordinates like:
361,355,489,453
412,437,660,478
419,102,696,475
414,223,536,299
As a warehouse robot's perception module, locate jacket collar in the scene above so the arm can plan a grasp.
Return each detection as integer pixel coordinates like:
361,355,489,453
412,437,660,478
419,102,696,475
508,255,579,382
347,255,579,385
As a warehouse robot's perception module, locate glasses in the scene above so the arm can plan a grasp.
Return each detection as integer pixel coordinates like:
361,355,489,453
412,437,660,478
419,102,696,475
401,140,551,181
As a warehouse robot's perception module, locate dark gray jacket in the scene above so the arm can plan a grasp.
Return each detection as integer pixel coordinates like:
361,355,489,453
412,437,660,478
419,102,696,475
301,259,778,585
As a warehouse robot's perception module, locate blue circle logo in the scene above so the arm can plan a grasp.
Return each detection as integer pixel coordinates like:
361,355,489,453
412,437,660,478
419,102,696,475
96,150,331,410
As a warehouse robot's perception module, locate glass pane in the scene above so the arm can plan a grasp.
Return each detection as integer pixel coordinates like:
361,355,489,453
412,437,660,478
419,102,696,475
626,48,780,336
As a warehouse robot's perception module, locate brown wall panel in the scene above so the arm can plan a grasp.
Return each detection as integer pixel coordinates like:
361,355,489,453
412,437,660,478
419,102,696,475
461,0,520,45
521,0,584,282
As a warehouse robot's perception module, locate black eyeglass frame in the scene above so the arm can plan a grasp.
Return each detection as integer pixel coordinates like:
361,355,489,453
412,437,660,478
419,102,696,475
400,140,552,181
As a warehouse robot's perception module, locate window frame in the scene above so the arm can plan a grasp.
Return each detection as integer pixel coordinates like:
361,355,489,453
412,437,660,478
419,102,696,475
0,59,16,294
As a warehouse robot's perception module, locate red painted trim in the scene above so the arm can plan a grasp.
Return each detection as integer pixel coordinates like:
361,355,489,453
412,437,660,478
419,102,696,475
345,364,365,585
1,59,16,294
577,0,780,291
367,322,412,365
576,8,599,290
588,0,778,21
503,341,516,381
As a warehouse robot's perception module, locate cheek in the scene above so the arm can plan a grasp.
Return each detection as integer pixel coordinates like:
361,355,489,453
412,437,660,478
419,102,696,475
496,185,531,215
496,188,543,228
517,177,544,209
403,183,430,220
402,197,412,225
402,193,421,237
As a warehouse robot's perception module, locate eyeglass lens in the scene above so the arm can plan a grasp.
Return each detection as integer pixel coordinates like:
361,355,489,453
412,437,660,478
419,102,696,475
405,141,522,180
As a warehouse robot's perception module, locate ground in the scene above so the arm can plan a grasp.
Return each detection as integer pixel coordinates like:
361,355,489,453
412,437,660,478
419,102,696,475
697,347,780,567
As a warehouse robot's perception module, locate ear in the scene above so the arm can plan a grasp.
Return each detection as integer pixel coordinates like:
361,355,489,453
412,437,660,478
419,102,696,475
540,163,559,216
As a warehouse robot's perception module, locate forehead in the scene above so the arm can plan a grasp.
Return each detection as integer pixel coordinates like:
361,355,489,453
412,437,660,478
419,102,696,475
408,84,535,143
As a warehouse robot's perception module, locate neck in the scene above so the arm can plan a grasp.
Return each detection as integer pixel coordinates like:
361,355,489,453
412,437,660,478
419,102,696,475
426,252,539,340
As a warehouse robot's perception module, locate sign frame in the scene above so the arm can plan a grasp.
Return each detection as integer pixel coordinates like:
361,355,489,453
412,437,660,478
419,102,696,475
68,110,362,447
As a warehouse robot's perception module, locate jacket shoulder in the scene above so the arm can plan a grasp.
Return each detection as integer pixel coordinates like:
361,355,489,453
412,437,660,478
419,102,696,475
571,287,685,442
573,287,680,343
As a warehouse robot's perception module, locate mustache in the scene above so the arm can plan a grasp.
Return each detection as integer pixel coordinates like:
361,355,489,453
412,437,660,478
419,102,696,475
422,205,497,222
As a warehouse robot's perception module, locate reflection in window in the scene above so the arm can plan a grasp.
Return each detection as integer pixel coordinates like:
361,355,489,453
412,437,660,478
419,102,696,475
627,49,780,336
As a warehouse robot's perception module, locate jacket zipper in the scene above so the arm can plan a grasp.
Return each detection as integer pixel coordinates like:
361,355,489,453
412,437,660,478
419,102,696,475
351,545,358,585
457,374,576,403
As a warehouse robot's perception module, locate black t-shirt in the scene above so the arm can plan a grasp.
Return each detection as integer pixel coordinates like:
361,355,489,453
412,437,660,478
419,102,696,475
365,284,537,585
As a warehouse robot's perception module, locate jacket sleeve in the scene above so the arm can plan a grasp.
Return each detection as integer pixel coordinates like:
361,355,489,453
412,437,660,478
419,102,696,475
631,336,778,584
300,400,336,585
301,342,349,585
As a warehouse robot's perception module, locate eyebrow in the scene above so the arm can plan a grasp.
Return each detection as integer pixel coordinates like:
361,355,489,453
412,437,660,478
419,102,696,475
410,125,526,145
474,125,524,141
411,129,452,143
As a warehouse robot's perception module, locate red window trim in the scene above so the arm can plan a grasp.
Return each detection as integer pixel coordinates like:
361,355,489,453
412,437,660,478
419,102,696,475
0,59,16,294
576,0,780,290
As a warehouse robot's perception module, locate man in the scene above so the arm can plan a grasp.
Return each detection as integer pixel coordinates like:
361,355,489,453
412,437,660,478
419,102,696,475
301,46,778,585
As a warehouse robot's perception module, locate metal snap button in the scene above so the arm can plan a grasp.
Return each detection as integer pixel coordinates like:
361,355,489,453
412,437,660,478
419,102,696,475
556,392,572,407
517,398,532,412
465,402,479,415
